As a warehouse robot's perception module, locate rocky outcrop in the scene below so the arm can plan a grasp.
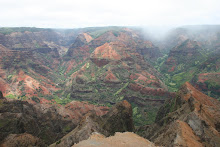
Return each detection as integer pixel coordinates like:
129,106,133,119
0,28,77,98
65,33,93,59
63,101,109,121
136,40,161,60
193,72,220,98
0,97,109,145
91,42,121,59
141,82,220,146
49,100,134,147
0,133,46,147
69,33,93,49
104,69,120,83
190,51,220,99
49,113,106,147
90,42,131,67
0,46,61,97
101,100,134,135
0,97,74,145
0,29,63,50
161,39,203,73
73,132,156,147
89,31,118,48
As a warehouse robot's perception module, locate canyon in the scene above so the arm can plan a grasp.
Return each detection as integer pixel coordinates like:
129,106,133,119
0,25,219,146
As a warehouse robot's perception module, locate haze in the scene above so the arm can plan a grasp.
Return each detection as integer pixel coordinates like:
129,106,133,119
0,0,220,28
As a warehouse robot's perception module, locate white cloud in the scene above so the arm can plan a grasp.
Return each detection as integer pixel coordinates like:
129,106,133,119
0,0,219,28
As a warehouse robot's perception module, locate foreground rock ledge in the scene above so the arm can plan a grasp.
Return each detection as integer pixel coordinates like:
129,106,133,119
73,132,155,147
49,100,134,147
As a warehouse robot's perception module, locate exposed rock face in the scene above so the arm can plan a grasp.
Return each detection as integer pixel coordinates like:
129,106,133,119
101,100,134,135
0,133,46,147
0,97,109,145
0,28,80,98
63,33,93,76
90,42,129,67
64,28,161,75
162,39,203,73
104,69,120,83
63,101,109,121
65,33,93,58
157,32,220,99
0,28,72,60
140,82,220,146
0,42,62,97
89,31,119,48
193,72,220,97
49,113,106,147
73,132,156,147
0,97,74,145
136,40,161,60
91,42,122,59
0,29,65,50
49,100,134,147
190,51,220,99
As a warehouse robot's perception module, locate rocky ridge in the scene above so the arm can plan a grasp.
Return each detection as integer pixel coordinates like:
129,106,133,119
49,100,134,147
140,82,220,146
0,95,109,145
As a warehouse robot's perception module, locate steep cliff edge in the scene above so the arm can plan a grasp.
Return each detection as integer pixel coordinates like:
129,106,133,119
49,100,134,147
140,82,220,146
0,97,109,145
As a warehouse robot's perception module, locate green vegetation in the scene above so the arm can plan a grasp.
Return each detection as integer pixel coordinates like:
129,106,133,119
88,26,123,38
172,71,195,86
53,95,72,105
63,125,71,133
58,64,67,76
154,54,168,71
31,97,40,103
204,80,220,98
131,102,158,126
7,75,13,82
56,140,61,145
5,94,16,99
114,82,129,96
0,27,52,35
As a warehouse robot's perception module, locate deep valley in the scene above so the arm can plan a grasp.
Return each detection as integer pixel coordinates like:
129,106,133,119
0,26,220,146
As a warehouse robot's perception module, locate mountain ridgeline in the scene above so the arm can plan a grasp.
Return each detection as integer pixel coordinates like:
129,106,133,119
0,25,220,146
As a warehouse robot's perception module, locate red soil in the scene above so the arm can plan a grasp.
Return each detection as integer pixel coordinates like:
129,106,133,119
92,43,121,60
104,69,119,83
183,82,218,107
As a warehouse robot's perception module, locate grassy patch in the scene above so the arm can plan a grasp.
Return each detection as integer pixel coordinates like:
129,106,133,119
114,82,129,96
5,94,16,99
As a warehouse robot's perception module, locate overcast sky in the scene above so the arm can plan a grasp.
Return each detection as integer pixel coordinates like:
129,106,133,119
0,0,219,28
